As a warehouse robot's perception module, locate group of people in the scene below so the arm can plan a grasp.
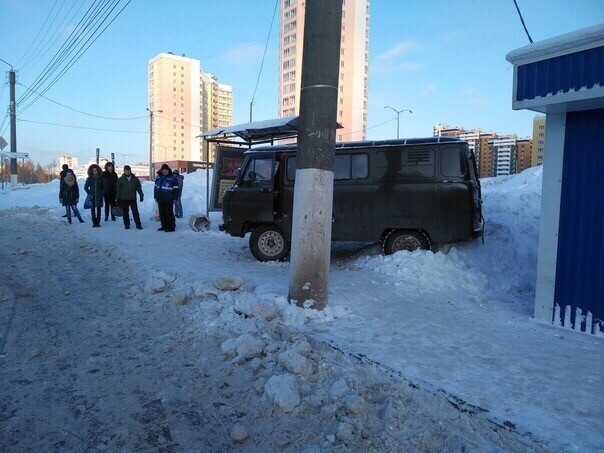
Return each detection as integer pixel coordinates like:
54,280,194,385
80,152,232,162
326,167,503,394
58,162,184,232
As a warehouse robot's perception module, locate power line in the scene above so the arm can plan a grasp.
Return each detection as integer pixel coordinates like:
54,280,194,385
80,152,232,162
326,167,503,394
18,117,196,141
17,82,147,120
250,0,279,113
512,0,534,44
18,0,112,106
340,118,396,137
15,0,62,67
20,0,90,74
18,118,149,134
19,0,69,71
18,0,130,112
18,0,119,108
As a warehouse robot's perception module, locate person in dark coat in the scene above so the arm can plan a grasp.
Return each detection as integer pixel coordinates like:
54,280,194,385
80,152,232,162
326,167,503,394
116,165,144,230
59,165,75,217
59,171,84,224
173,169,184,218
84,164,106,227
154,163,179,232
102,162,119,221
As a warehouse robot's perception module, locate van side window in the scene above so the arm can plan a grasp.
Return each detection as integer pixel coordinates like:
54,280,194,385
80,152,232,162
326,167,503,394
441,148,467,178
351,154,369,179
242,157,273,183
335,155,351,180
287,154,368,181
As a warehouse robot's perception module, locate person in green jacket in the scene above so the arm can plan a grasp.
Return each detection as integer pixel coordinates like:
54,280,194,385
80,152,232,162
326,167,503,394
116,165,144,230
84,164,106,227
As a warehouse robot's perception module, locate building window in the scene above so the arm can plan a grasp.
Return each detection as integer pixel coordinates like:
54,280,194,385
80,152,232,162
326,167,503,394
283,58,296,70
283,21,296,33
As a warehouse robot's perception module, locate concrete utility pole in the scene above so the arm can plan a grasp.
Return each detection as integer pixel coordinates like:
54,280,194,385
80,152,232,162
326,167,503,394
288,0,343,310
0,58,18,188
96,148,100,165
384,106,412,139
146,108,163,179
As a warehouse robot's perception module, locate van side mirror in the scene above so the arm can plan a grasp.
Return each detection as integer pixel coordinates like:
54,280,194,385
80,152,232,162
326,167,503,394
236,168,242,184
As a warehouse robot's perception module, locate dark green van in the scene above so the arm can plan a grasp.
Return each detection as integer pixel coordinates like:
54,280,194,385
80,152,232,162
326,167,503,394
219,137,483,261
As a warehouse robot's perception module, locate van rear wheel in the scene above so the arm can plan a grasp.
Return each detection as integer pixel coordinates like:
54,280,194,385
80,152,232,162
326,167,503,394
250,225,291,262
384,230,430,255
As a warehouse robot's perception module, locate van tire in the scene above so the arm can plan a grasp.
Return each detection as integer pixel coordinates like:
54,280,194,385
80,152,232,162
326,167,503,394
383,230,430,255
250,225,291,262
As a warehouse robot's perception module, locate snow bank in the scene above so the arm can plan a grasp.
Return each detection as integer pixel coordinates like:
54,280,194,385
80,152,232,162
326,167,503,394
0,169,213,221
358,166,542,306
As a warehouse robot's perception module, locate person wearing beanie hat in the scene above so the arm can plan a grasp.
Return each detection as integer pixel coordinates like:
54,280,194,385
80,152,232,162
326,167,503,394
153,163,179,232
116,165,144,230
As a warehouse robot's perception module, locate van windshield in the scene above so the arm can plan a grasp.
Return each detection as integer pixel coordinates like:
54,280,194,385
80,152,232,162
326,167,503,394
242,157,273,183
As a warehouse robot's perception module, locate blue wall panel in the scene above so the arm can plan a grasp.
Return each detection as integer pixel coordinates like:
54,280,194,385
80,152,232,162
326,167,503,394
516,47,604,102
554,108,604,332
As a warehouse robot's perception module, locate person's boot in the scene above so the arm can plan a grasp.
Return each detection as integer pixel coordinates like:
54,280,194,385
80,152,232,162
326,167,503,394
158,227,165,231
78,215,84,223
136,224,143,230
68,217,72,224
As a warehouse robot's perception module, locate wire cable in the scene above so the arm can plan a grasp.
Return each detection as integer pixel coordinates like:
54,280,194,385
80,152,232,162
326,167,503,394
512,0,534,44
18,0,114,107
17,0,109,106
17,82,146,120
19,0,69,71
22,0,132,112
250,0,279,109
20,0,89,74
20,0,131,113
18,118,148,134
15,0,61,67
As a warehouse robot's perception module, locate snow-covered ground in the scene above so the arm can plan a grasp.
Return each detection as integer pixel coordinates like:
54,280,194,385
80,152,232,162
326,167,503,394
1,168,602,451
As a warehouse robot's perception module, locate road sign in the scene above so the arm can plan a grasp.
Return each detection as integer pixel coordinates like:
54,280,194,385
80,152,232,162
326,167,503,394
0,137,7,150
0,152,29,159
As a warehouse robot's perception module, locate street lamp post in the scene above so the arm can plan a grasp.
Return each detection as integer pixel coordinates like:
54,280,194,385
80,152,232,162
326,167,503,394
116,152,134,167
146,108,163,179
384,106,412,139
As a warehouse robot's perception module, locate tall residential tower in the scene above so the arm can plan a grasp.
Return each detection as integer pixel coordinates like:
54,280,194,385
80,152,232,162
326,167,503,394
148,53,233,165
278,0,370,141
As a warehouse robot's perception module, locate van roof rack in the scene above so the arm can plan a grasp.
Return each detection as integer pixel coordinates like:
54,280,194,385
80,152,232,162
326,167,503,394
249,136,463,153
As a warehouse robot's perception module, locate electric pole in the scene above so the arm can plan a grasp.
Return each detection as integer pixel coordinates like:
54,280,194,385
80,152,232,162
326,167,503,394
146,108,163,179
288,0,343,310
0,58,17,188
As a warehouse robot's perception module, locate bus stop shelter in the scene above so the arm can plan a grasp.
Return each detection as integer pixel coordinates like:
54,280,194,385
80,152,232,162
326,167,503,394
199,115,341,215
506,24,603,334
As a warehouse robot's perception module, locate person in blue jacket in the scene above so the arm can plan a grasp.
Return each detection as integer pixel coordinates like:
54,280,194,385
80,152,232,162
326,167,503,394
154,163,180,232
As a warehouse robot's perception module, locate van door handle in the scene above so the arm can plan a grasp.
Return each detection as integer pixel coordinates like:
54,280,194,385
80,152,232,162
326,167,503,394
260,188,271,193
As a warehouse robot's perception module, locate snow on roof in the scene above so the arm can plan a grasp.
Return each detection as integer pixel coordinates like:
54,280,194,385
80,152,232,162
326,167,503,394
506,23,604,65
200,116,343,142
200,116,300,141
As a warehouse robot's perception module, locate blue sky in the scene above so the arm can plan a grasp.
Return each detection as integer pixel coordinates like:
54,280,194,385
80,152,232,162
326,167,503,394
0,0,602,165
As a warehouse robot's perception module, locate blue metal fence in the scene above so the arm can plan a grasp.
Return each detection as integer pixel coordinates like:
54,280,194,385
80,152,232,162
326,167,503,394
554,108,604,332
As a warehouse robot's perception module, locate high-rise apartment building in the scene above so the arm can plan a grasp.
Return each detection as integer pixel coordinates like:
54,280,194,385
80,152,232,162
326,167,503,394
434,125,497,177
58,154,78,170
531,116,546,166
489,135,517,176
516,138,532,173
148,53,233,164
279,0,370,142
478,132,497,177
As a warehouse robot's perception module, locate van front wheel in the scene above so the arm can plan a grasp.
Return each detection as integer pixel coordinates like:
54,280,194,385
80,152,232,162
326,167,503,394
250,225,291,262
384,230,430,255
